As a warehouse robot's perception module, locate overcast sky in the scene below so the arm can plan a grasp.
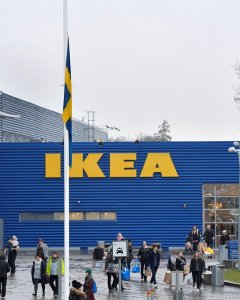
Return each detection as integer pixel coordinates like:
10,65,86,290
1,0,240,141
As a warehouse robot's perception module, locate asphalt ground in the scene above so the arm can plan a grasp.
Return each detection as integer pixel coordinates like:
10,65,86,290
2,251,240,300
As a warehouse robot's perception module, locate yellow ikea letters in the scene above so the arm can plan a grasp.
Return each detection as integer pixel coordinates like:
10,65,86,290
45,152,179,178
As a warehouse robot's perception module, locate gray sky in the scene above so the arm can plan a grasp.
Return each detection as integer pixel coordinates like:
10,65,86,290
1,0,240,141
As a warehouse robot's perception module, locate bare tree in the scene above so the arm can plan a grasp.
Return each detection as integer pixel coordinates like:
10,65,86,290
233,62,240,103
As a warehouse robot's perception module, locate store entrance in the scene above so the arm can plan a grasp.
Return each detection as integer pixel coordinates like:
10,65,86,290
203,184,238,246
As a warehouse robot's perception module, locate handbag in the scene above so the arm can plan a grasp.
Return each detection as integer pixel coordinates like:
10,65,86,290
163,271,172,284
183,264,189,275
132,258,140,273
107,263,118,273
144,266,152,277
121,267,130,281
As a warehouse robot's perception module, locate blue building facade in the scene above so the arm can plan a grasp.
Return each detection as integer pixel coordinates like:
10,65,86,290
0,141,238,249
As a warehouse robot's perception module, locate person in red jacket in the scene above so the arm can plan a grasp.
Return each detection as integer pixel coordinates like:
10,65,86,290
83,269,95,300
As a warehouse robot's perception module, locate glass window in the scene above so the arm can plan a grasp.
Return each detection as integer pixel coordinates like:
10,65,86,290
203,184,239,246
204,197,215,209
215,184,238,196
70,212,84,220
101,212,116,221
85,212,101,220
204,210,215,223
203,184,215,197
215,197,238,209
54,213,64,220
20,213,53,221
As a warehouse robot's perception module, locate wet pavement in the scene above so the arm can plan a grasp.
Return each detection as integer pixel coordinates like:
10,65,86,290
2,251,240,300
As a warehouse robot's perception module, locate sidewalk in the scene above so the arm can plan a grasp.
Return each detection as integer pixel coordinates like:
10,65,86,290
3,252,240,300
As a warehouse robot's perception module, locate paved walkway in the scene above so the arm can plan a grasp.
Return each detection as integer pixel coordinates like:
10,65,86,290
3,252,240,300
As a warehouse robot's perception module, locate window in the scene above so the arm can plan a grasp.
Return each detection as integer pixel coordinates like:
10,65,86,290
20,211,116,221
101,212,116,220
85,212,101,220
203,184,239,246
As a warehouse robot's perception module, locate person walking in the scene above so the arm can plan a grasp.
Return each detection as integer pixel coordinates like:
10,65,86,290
0,251,10,299
220,230,230,245
69,280,87,300
4,235,19,275
167,251,177,271
83,269,95,300
138,241,149,282
190,251,206,292
36,239,49,264
188,226,201,252
203,224,214,248
105,251,118,292
31,255,46,297
148,243,160,288
46,251,64,298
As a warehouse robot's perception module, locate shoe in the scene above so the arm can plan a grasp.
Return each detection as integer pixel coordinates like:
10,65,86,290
113,287,118,291
109,289,114,293
32,294,37,297
154,284,158,289
196,289,200,292
42,292,45,296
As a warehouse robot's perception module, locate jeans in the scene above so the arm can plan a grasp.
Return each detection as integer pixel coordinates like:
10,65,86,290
150,266,158,284
0,277,7,297
8,250,17,274
49,275,58,295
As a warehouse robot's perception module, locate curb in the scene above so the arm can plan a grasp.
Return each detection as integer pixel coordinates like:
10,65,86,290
224,280,240,288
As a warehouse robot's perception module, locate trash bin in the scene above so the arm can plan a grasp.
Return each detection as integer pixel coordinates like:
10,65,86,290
211,264,224,286
93,247,104,260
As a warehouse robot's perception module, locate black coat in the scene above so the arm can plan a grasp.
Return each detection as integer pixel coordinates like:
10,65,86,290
220,234,230,245
0,254,10,277
148,250,160,268
138,247,149,263
176,257,186,271
31,260,46,283
188,230,200,243
190,258,206,273
203,229,214,244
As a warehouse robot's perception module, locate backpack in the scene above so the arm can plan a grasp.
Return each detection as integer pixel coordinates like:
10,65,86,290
92,280,97,293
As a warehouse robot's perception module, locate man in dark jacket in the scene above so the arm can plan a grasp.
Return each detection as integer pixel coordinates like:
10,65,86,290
203,225,214,248
0,252,10,298
138,241,149,282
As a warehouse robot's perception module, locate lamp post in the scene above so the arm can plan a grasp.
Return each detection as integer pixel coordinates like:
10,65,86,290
228,142,240,270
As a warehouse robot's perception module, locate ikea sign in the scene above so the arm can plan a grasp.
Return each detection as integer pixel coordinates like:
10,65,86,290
45,152,179,178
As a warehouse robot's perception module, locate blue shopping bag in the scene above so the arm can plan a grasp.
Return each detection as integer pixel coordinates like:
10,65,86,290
121,267,130,281
132,258,140,273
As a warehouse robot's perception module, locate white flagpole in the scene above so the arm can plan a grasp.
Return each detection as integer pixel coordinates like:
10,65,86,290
63,0,69,299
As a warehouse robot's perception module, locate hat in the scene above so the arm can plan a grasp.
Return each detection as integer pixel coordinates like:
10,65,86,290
85,268,92,275
38,238,43,242
72,280,82,289
222,230,227,233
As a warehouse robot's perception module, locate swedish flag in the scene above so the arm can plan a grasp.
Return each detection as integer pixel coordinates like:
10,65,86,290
62,38,72,167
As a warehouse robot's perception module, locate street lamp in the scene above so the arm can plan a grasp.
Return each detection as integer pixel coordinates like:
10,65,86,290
228,142,240,270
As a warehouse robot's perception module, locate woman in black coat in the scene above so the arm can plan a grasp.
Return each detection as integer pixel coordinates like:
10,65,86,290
31,255,46,297
190,252,206,291
148,244,161,288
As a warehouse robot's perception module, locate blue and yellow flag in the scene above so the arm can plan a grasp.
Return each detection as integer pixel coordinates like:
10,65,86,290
62,38,72,167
